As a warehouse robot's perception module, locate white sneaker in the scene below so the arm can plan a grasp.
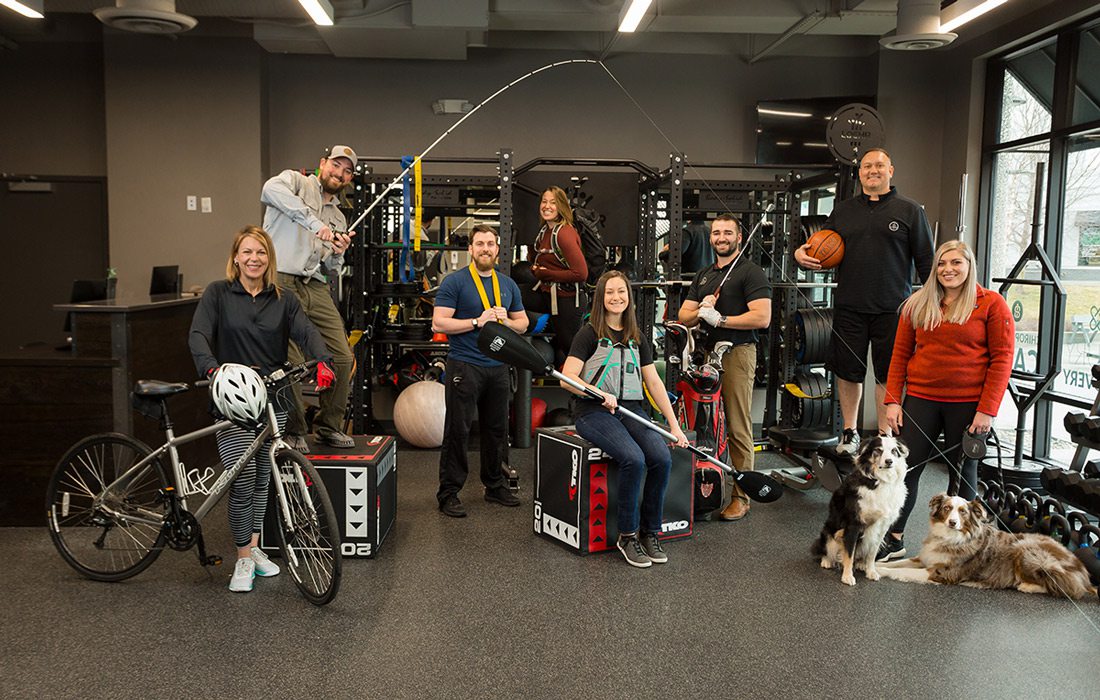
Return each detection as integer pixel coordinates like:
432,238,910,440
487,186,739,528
250,547,280,577
228,557,255,592
836,428,861,456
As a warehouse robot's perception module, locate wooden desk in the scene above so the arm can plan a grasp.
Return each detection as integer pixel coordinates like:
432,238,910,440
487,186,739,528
0,294,213,525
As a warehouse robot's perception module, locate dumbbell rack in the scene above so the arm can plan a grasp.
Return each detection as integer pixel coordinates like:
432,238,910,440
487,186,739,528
1050,364,1100,517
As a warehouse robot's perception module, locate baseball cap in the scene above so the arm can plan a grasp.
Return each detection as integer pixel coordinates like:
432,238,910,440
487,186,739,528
326,144,358,165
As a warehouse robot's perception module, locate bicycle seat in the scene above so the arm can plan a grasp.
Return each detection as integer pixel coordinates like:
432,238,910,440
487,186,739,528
133,380,190,397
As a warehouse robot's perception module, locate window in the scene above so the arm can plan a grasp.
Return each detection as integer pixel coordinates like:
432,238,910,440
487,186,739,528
980,14,1100,463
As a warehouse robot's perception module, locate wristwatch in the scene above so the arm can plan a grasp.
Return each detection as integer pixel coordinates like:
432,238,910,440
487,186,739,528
472,318,479,329
719,315,727,327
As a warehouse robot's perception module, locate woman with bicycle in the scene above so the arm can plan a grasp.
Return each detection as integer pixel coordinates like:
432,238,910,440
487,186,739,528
190,225,335,593
880,240,1014,561
560,270,688,569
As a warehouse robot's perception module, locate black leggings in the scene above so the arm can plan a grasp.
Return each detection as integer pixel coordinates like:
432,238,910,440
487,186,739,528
522,287,587,366
892,396,979,535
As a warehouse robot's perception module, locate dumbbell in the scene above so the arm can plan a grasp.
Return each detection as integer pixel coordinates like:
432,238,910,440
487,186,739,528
1041,467,1069,496
1064,411,1088,439
1062,471,1088,506
1082,478,1100,516
1084,460,1100,479
1072,524,1100,586
1037,497,1067,536
1082,417,1100,444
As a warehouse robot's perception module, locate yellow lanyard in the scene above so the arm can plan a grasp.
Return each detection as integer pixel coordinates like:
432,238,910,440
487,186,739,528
468,264,502,312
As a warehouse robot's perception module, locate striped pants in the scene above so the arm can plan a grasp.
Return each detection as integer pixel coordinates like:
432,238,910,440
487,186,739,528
215,412,287,548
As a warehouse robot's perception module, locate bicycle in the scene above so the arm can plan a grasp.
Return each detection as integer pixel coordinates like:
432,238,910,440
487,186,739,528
45,361,342,606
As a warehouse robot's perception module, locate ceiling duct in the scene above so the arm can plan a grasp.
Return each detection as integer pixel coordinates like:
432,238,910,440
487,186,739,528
880,0,956,51
93,0,197,35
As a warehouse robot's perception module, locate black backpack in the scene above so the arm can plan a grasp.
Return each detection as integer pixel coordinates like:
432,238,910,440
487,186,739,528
547,206,606,290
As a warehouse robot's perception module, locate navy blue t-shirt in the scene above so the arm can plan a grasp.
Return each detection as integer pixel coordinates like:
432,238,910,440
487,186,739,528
435,267,524,366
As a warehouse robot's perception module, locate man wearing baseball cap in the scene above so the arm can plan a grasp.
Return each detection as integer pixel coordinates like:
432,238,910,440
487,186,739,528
261,145,359,450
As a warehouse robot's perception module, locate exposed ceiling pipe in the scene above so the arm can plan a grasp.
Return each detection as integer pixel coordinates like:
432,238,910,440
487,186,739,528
749,11,826,64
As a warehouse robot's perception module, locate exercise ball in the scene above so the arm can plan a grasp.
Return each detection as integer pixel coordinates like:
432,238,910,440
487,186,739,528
394,380,446,448
531,398,548,433
544,407,573,427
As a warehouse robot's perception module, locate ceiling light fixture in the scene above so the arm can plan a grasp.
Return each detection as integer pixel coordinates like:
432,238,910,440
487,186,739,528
940,0,1010,33
617,0,653,33
0,0,43,18
757,107,813,118
297,0,334,27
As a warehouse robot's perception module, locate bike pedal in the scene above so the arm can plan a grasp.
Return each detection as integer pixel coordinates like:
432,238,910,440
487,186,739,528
204,555,223,567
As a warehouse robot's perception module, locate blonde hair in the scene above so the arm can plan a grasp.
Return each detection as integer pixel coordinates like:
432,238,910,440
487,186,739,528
226,225,281,297
542,186,574,229
900,240,977,330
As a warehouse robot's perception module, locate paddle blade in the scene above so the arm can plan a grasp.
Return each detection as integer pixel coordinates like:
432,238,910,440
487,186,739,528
735,471,784,503
477,323,550,375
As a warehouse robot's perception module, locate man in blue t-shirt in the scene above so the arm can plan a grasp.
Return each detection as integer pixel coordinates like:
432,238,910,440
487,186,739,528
432,224,528,517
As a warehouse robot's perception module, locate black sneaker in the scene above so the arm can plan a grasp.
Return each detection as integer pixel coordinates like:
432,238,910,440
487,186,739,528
484,486,520,507
439,494,467,518
876,535,906,562
836,428,861,456
639,532,668,564
616,534,652,568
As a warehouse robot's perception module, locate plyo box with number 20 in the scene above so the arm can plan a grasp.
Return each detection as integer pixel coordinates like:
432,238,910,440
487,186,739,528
261,435,396,559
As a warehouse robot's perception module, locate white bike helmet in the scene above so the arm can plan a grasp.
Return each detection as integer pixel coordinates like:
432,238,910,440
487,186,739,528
210,363,267,427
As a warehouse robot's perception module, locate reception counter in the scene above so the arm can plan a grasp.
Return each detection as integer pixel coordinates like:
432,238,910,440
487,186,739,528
0,294,214,525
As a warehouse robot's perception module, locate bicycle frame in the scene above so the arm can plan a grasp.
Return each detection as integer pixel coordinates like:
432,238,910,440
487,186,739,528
93,401,305,533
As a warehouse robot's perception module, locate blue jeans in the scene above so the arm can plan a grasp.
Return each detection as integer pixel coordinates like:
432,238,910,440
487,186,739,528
575,409,672,535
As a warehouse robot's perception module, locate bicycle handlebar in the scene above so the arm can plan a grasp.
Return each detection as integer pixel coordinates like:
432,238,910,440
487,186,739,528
192,360,320,392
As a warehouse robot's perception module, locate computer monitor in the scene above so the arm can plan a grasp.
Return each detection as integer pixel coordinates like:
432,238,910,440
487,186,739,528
150,265,180,296
64,279,108,333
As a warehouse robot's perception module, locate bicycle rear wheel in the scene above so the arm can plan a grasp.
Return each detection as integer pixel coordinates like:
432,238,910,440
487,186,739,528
46,433,169,581
273,450,342,605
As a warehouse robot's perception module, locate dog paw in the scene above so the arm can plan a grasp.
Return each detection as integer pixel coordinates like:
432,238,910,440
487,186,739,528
866,567,881,581
819,557,832,570
842,573,856,586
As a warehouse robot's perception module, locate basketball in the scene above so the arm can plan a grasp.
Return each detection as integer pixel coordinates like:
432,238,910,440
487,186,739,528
804,228,844,269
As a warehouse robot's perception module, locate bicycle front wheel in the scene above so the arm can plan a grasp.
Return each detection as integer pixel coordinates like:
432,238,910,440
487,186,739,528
46,433,169,581
273,450,342,605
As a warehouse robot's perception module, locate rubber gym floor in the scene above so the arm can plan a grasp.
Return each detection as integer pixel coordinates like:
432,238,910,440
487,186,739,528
2,447,1096,698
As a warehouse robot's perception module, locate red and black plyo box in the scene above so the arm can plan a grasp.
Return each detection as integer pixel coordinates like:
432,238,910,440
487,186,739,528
261,435,396,559
533,426,693,554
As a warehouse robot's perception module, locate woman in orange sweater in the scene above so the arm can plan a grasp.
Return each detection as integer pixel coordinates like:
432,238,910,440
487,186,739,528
525,186,589,364
879,240,1014,561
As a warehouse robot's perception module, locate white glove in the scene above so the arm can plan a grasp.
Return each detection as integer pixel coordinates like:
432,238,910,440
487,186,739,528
697,306,722,327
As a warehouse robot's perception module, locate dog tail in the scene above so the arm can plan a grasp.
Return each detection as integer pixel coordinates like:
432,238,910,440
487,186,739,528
1024,543,1096,600
811,530,826,557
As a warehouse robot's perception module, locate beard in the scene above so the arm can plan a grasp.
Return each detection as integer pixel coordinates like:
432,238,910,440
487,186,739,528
321,178,345,195
474,254,497,272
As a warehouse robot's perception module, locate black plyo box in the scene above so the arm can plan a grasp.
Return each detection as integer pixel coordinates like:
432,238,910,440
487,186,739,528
261,435,396,559
533,426,694,554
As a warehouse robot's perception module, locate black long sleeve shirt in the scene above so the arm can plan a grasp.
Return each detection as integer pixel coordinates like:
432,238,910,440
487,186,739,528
824,187,935,314
189,279,332,390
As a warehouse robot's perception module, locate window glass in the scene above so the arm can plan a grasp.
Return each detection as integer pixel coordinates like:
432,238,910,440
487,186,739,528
987,141,1050,281
997,41,1056,143
1073,24,1100,125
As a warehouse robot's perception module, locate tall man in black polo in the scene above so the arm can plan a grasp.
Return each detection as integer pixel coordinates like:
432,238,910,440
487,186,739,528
794,147,934,454
432,225,529,517
679,214,771,521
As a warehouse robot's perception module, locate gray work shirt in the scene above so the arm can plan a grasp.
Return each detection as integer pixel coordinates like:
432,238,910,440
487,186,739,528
261,169,347,282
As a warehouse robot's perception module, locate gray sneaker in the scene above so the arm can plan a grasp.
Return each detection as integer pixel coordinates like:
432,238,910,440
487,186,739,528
285,434,310,454
616,534,652,568
836,428,860,456
640,532,668,564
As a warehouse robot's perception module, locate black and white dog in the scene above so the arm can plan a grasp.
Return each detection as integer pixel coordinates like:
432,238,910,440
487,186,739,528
812,435,909,586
